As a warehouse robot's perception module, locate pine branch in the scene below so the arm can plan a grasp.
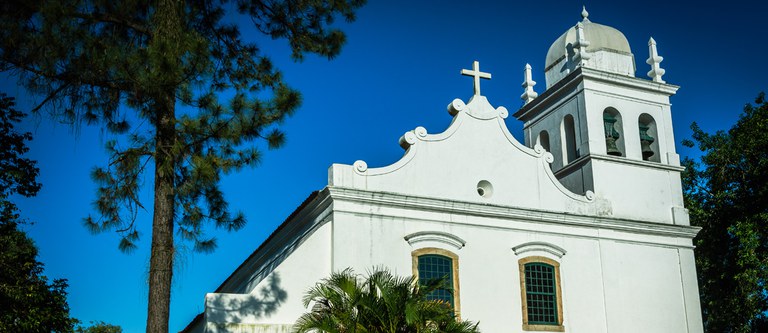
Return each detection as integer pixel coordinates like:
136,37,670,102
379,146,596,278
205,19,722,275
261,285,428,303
29,84,69,114
71,12,153,37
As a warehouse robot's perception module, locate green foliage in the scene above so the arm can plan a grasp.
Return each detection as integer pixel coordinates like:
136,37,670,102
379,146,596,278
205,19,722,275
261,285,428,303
0,93,41,220
75,321,123,333
0,0,365,252
0,94,76,332
1,1,364,331
295,268,480,333
682,92,768,333
0,220,77,332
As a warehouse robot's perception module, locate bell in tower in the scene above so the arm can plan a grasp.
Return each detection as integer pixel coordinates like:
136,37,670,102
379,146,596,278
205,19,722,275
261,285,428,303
603,113,622,156
639,123,655,160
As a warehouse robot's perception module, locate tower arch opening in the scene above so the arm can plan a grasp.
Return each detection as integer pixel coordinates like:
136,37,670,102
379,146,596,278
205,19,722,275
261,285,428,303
561,115,578,165
638,113,660,162
536,130,551,153
603,107,625,157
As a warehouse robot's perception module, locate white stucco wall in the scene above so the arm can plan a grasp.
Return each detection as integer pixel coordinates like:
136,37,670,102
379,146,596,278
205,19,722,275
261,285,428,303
327,191,703,333
205,220,333,327
188,77,701,333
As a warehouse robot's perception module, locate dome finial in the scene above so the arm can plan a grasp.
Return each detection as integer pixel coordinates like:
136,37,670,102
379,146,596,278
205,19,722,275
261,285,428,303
573,22,591,65
581,5,589,21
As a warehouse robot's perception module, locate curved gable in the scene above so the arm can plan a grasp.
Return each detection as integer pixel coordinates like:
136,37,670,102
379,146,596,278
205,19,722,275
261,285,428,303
329,94,607,216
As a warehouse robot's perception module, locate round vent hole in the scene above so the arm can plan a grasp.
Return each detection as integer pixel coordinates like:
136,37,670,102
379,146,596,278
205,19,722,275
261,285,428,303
477,180,493,198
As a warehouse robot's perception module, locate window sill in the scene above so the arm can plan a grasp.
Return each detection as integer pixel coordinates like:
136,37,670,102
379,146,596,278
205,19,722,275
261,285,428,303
522,323,565,332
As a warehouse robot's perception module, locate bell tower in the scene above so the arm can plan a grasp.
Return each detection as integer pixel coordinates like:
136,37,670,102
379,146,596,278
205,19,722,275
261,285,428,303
513,7,688,225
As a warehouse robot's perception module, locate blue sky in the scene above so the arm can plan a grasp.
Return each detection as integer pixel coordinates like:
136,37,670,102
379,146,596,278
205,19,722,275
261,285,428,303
4,1,767,332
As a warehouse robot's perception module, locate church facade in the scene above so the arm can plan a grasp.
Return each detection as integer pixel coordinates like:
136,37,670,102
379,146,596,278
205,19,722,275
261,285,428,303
183,9,704,333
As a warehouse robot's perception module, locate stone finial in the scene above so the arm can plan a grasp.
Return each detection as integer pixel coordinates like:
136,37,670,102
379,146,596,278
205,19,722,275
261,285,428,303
581,5,589,21
520,64,538,104
573,21,591,65
461,60,492,96
646,37,666,83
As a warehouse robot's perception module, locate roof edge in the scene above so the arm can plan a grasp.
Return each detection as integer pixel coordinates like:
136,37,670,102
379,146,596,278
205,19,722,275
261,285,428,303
213,189,327,293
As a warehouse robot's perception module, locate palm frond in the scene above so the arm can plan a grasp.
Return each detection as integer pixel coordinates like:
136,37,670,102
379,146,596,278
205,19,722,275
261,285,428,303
294,267,480,333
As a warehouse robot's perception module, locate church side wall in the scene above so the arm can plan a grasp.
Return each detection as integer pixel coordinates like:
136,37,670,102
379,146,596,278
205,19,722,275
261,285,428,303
204,220,333,329
679,248,705,332
196,191,701,333
328,195,702,333
600,240,688,332
331,210,413,276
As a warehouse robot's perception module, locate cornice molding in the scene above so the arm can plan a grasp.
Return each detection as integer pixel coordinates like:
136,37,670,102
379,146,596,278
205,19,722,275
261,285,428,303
327,186,700,239
580,67,679,95
514,67,679,120
554,153,685,178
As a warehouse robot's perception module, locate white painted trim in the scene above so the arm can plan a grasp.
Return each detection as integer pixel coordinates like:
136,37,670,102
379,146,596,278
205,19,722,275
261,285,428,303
327,186,700,239
404,231,466,250
512,241,568,258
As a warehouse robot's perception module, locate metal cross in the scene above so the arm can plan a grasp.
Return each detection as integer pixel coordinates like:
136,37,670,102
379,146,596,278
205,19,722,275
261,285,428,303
461,60,492,96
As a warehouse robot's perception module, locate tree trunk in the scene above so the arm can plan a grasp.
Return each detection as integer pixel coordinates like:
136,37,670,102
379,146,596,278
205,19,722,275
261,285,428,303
146,95,176,333
147,0,181,332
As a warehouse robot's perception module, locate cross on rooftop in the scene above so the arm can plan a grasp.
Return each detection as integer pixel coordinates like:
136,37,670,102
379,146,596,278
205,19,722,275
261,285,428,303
461,60,492,96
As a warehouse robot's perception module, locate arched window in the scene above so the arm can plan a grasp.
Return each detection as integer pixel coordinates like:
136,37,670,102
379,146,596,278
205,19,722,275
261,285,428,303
638,113,660,162
561,115,578,164
519,256,564,331
412,248,460,313
536,130,551,152
603,107,625,157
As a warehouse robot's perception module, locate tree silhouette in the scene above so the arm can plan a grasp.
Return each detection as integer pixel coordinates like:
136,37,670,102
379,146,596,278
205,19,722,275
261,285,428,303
0,93,76,332
0,1,365,331
683,92,768,332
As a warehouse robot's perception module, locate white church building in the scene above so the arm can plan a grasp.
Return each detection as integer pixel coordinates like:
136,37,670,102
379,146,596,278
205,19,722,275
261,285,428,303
183,8,704,333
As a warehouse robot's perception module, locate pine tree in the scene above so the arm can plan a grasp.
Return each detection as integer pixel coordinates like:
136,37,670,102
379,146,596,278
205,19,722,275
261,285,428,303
0,1,365,332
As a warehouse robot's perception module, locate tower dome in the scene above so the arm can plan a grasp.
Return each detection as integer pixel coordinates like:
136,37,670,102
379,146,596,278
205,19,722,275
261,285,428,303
544,8,636,88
